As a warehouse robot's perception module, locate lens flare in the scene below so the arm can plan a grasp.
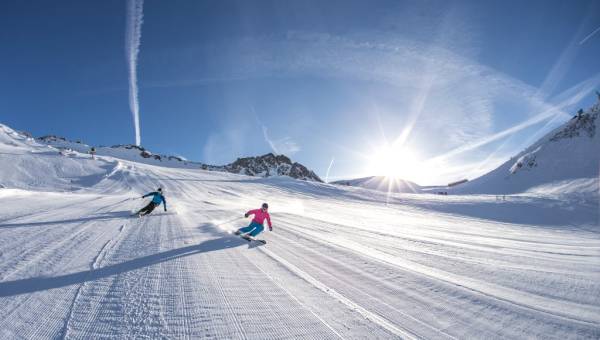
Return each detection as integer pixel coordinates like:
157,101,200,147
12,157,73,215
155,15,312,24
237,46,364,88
369,144,421,181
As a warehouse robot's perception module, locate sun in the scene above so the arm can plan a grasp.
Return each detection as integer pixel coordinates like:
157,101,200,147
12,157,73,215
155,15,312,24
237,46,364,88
369,144,421,181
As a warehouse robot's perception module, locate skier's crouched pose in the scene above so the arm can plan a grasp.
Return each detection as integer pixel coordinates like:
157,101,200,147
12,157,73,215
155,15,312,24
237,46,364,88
235,203,273,238
137,188,167,216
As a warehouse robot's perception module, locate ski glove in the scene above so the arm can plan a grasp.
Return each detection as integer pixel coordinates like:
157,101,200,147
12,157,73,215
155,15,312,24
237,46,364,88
269,226,273,231
244,213,249,218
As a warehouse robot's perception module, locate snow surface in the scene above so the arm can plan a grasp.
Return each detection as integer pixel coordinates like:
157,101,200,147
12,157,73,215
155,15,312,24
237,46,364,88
331,176,422,194
0,123,599,339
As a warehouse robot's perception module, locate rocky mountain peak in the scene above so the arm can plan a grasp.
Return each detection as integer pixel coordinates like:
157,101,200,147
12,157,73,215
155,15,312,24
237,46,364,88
225,153,322,182
550,103,599,142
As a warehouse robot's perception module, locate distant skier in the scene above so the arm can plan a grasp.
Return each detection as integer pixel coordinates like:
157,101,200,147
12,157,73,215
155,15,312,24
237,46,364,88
235,203,273,240
90,147,96,160
136,188,167,217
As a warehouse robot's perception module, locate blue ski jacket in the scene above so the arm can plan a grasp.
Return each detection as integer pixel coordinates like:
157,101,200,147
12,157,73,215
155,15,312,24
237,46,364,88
143,192,167,210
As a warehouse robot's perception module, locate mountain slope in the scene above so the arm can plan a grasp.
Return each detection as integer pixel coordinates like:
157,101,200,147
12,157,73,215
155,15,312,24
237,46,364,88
35,134,322,182
0,125,117,191
455,100,600,195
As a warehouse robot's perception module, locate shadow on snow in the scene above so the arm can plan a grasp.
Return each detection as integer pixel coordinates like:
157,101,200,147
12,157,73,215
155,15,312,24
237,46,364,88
0,210,133,229
0,235,262,297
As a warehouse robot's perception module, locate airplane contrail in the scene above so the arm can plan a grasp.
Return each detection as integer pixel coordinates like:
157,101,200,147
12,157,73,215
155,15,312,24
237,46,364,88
579,25,600,45
426,73,600,164
261,125,280,154
125,0,144,146
325,157,335,183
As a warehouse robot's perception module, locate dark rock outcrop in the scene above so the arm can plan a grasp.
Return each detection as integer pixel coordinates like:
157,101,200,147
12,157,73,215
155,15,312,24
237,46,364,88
224,153,322,182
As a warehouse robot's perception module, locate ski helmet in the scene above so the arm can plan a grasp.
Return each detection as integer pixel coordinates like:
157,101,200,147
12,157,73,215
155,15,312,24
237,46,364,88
157,187,163,192
262,202,268,209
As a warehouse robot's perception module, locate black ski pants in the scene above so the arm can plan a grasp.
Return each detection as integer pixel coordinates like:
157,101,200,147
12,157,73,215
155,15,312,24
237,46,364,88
139,202,158,216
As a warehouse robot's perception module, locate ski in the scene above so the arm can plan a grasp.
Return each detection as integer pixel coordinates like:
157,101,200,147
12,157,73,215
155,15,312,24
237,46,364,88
239,234,267,244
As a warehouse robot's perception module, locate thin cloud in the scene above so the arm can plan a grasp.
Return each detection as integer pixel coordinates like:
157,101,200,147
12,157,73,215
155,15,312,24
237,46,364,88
151,28,594,184
534,17,593,100
155,31,543,150
125,0,144,146
142,75,250,89
261,125,300,156
427,73,600,165
261,125,279,153
202,129,247,165
324,157,335,183
579,25,600,45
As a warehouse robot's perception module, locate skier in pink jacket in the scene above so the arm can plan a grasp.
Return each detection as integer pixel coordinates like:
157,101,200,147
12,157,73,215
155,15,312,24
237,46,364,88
235,203,273,239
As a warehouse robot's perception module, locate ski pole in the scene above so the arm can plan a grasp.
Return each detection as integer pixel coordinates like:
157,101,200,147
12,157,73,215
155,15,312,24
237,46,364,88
214,216,244,227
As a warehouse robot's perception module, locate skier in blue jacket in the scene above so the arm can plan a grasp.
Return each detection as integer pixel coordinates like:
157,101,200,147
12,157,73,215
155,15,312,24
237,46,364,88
136,188,167,216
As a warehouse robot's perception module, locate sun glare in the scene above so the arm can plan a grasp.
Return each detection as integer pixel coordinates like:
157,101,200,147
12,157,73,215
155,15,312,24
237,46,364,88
369,144,421,181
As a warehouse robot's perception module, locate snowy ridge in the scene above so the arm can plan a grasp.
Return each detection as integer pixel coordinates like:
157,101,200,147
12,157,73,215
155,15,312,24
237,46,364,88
35,133,322,182
455,99,600,196
0,121,599,339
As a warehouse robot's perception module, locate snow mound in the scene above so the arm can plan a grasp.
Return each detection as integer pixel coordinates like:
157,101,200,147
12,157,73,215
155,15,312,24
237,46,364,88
0,124,35,152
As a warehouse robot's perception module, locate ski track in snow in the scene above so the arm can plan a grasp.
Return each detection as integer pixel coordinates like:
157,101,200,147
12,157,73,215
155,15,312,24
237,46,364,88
0,155,599,339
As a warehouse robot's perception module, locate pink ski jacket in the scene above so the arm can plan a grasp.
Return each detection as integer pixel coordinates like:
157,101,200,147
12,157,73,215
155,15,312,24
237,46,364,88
246,209,272,227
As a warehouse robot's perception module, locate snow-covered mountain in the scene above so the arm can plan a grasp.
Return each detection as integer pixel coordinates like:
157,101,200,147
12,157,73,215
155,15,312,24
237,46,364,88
0,119,598,339
35,134,322,182
0,125,116,191
222,153,322,182
454,99,600,196
38,136,198,166
331,176,421,193
329,98,600,200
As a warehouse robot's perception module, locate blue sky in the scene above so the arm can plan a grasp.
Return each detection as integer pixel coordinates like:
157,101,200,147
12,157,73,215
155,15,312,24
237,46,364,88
1,0,599,185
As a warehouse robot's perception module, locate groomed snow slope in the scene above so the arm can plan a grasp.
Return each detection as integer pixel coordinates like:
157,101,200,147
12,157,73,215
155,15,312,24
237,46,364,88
0,124,599,339
332,176,422,194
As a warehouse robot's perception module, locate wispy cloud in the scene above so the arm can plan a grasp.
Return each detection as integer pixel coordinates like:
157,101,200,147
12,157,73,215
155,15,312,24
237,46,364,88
125,0,144,146
579,25,600,45
426,72,600,168
324,157,335,183
261,125,300,156
152,19,594,183
202,129,246,165
534,17,594,100
162,31,542,149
